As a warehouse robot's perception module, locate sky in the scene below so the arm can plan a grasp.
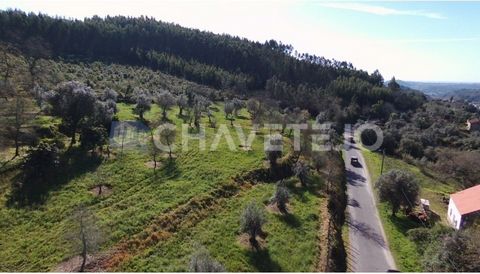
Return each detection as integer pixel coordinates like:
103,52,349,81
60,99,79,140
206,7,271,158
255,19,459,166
1,0,479,82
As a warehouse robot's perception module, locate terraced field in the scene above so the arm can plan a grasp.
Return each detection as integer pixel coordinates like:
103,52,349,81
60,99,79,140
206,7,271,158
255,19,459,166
0,102,328,271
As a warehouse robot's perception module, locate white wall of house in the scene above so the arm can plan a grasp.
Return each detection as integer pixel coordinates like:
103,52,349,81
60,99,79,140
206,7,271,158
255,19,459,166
448,198,463,230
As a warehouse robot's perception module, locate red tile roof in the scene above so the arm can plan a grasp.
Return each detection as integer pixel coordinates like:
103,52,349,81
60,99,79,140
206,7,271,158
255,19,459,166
451,184,480,215
468,118,480,124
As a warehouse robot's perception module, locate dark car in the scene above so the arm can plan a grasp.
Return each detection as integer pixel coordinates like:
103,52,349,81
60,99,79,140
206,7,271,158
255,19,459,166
351,157,360,167
349,136,355,143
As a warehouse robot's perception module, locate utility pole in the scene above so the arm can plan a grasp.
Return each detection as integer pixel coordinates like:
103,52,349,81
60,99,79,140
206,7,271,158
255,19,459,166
380,148,385,175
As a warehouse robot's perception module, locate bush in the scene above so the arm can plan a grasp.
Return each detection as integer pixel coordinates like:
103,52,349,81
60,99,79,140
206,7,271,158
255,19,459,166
189,245,225,272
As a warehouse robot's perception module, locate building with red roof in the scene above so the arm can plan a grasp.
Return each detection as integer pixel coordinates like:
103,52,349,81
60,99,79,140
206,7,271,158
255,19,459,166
447,184,480,229
466,118,480,131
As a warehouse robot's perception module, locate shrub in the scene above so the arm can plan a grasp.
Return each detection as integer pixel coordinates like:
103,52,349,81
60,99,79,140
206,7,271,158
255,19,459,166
189,245,225,272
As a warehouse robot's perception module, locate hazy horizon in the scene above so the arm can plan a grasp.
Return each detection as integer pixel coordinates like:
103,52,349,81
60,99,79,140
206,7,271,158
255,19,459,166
1,0,479,83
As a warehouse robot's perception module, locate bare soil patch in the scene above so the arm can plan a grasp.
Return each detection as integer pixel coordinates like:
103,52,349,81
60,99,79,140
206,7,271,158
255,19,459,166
239,145,252,151
265,202,292,215
161,153,177,159
53,254,94,272
145,161,163,169
90,184,113,197
237,233,267,251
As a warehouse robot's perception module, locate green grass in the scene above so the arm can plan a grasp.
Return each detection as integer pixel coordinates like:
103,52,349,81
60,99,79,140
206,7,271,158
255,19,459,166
362,150,457,272
119,178,325,271
0,103,270,271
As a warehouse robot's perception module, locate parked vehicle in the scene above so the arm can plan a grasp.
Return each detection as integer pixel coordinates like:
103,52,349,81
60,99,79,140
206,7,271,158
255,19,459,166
351,157,360,167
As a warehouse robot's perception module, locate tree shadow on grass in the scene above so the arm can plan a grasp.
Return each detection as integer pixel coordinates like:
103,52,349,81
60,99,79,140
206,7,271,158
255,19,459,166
286,175,324,203
236,114,248,120
7,147,103,207
160,158,180,179
245,249,282,272
177,113,190,123
387,213,421,235
278,212,301,228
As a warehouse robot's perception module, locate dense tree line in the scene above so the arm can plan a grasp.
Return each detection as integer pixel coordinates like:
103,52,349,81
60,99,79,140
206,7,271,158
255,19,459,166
0,10,383,91
266,76,425,120
381,100,480,157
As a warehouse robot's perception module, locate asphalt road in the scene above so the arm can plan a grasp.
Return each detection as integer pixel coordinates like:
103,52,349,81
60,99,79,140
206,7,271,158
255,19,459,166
343,130,396,272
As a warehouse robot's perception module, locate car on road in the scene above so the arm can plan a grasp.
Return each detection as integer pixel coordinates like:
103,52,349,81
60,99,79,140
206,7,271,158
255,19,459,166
351,157,361,167
349,136,355,143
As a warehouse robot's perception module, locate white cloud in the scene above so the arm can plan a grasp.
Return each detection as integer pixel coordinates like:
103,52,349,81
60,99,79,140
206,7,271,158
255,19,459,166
319,2,446,19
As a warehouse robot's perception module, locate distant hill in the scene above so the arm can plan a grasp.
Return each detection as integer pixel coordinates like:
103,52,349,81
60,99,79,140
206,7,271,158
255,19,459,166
397,80,480,103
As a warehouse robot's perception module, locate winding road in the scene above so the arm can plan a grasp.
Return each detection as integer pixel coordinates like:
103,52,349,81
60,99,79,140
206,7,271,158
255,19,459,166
343,129,396,272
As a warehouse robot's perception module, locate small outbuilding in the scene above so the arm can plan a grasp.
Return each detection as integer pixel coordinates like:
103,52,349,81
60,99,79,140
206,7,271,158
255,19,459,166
466,118,480,131
447,184,480,229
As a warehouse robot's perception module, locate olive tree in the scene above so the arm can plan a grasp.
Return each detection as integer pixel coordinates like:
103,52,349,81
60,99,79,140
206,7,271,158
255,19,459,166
224,101,235,126
156,90,176,120
177,94,188,116
265,135,283,169
231,98,244,117
240,202,267,249
159,123,176,160
311,152,326,172
101,88,118,115
375,169,420,216
133,90,151,120
294,160,310,187
270,180,290,214
191,102,203,129
46,81,98,147
246,98,261,123
79,126,108,154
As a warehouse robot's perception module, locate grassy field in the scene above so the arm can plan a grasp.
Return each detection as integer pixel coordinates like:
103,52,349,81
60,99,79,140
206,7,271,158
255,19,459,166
119,178,325,271
0,101,327,271
362,150,457,272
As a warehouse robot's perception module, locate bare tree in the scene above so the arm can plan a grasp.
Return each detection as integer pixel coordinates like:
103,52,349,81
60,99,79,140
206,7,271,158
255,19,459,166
68,206,103,272
22,36,51,89
206,109,216,128
11,96,27,157
149,130,160,171
0,43,16,101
